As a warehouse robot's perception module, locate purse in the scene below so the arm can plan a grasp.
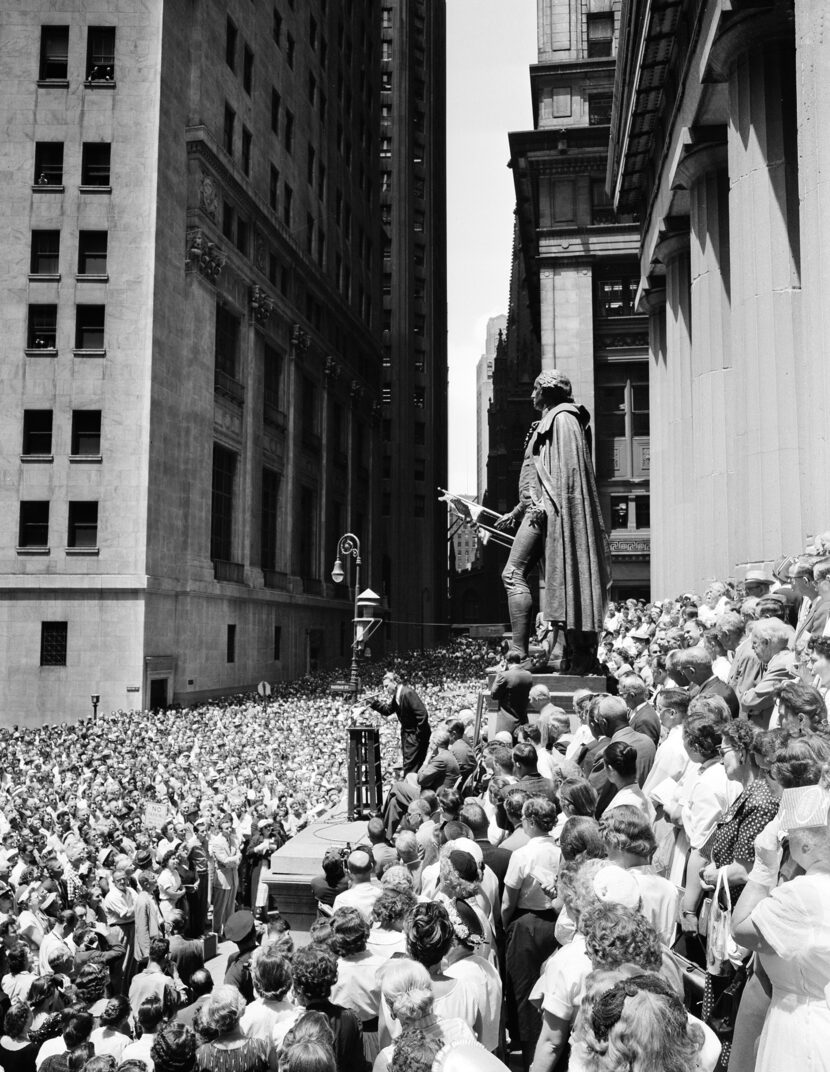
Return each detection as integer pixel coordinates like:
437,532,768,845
669,934,706,1018
708,964,749,1041
706,868,741,976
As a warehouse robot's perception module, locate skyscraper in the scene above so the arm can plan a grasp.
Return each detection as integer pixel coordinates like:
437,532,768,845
378,0,448,651
476,313,506,505
0,1,384,724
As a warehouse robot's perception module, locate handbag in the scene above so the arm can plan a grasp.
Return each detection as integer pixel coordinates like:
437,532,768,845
669,933,706,1017
706,868,741,976
707,963,749,1041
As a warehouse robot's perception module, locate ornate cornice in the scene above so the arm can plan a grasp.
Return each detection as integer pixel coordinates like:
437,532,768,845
290,324,310,352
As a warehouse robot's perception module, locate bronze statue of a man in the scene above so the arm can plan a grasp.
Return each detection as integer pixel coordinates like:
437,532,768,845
496,370,611,674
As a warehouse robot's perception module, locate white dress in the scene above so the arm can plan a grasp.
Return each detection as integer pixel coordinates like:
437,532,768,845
751,872,830,1072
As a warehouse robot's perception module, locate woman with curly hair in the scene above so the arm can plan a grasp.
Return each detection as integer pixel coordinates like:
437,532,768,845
367,888,416,960
151,1021,198,1072
807,635,830,706
570,971,707,1072
27,976,65,1035
273,944,364,1072
90,996,133,1062
0,1002,37,1072
391,903,479,1046
192,986,269,1072
598,807,679,944
74,962,110,1021
327,908,385,1060
238,946,295,1041
372,959,475,1072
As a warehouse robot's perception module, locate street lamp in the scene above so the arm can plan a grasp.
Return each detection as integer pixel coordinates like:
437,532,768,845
331,533,363,690
90,694,100,719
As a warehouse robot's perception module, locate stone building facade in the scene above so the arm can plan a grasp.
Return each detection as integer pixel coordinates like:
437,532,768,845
608,0,830,595
0,0,384,724
507,0,651,600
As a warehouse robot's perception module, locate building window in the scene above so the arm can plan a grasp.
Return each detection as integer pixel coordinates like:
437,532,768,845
595,363,650,481
81,143,111,186
214,304,240,378
268,252,277,285
284,110,294,153
67,501,98,548
22,411,53,456
286,32,295,68
298,486,318,578
75,305,105,349
86,26,115,81
591,179,614,224
211,443,237,561
243,44,253,94
271,88,280,134
382,7,392,28
264,344,282,414
381,40,392,62
413,387,425,408
227,623,236,663
414,494,425,518
587,12,614,57
414,421,425,445
269,164,279,210
308,72,317,106
34,143,63,186
302,377,318,433
282,182,293,228
382,492,391,516
309,14,317,49
40,622,67,666
226,17,237,70
222,201,234,240
273,624,281,660
380,136,391,158
241,126,252,176
306,213,315,255
261,467,280,571
27,304,57,349
40,26,69,80
589,94,613,126
77,231,107,275
223,103,235,156
71,411,101,456
19,502,49,547
317,163,326,200
596,277,638,317
30,231,60,275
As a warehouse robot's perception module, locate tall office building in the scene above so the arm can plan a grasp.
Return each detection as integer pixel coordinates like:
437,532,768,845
378,0,448,651
507,0,651,599
476,313,505,504
0,1,383,725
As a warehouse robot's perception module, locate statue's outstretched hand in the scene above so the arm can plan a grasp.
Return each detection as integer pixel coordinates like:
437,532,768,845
494,511,517,531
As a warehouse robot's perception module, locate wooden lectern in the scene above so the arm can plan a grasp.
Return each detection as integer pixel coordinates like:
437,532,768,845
347,726,383,821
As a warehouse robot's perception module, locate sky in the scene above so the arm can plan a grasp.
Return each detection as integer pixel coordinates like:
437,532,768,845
445,0,538,493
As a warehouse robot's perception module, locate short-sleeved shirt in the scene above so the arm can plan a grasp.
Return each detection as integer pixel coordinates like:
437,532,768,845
535,932,591,1021
711,779,779,874
503,835,561,912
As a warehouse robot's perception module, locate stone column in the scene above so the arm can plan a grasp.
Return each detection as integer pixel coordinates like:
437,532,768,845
638,284,668,596
708,10,803,566
653,230,693,593
673,138,733,588
794,0,830,541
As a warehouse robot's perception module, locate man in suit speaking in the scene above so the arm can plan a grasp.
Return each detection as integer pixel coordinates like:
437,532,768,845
368,671,431,774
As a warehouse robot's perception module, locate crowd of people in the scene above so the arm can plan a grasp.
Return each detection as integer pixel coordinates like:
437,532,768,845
3,552,830,1072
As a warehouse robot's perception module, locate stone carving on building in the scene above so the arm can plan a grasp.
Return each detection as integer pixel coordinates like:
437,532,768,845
250,285,274,324
214,402,243,439
290,324,310,352
198,173,218,220
324,356,342,380
350,379,365,400
186,229,226,280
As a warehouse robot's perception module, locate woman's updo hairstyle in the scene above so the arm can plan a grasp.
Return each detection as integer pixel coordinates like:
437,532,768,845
404,902,454,967
150,1022,198,1072
378,958,434,1024
599,805,656,860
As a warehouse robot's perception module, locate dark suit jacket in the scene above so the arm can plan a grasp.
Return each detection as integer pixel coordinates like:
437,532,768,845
372,686,430,738
697,676,740,720
630,702,661,746
476,838,511,890
588,726,656,815
491,666,534,723
417,747,460,790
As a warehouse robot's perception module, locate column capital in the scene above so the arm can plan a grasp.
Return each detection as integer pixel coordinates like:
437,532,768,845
653,222,691,267
671,129,729,190
703,2,795,83
636,282,667,315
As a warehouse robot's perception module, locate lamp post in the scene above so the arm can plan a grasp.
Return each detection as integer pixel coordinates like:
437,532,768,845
331,533,362,690
90,694,100,720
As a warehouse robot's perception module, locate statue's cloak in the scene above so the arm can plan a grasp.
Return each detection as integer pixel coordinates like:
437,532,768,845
531,402,612,631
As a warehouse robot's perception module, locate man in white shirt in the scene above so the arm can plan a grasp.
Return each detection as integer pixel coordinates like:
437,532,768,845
644,688,692,799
